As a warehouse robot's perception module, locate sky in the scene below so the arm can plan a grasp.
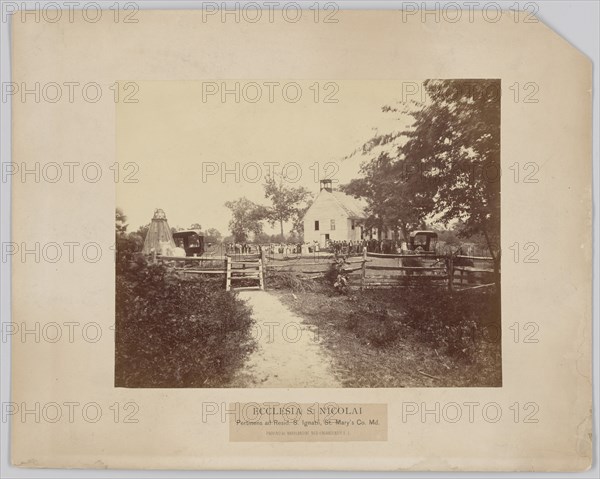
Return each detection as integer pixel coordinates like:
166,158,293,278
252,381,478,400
116,80,419,235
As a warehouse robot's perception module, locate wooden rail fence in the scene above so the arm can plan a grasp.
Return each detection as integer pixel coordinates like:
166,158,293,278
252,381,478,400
351,248,497,291
151,247,498,292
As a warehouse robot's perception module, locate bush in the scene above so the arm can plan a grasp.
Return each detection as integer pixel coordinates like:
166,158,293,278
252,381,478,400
344,301,403,347
115,233,144,274
340,287,499,360
399,288,499,360
115,263,255,387
326,256,349,294
265,270,319,293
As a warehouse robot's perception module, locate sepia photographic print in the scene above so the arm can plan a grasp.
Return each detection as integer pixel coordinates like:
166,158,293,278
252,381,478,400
9,6,594,471
115,79,502,389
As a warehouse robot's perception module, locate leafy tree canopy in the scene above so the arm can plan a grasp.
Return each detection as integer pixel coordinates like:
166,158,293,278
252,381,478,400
224,197,268,243
263,175,313,240
342,79,500,258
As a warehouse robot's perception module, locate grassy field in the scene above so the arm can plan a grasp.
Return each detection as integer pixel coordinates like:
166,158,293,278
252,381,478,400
270,277,501,387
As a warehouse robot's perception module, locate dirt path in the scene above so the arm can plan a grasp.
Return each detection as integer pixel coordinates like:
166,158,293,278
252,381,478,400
228,291,341,388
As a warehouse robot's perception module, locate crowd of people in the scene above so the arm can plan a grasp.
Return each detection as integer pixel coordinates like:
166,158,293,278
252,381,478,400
220,239,481,257
266,243,309,255
225,243,261,254
223,242,310,256
327,239,402,255
223,238,411,257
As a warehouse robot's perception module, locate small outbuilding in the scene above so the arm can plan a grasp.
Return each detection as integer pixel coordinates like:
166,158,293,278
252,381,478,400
142,208,177,255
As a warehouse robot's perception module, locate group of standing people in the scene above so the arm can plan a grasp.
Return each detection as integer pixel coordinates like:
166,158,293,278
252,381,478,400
267,242,323,255
226,243,260,254
225,239,406,256
225,242,318,256
267,243,303,255
327,239,401,255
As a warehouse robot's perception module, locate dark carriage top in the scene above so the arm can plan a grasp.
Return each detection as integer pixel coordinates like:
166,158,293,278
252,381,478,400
172,230,205,257
409,230,438,253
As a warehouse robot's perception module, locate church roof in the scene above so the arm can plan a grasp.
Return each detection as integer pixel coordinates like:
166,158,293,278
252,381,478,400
328,190,367,220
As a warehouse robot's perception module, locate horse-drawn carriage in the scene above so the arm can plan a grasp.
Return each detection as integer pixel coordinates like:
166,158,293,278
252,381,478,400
400,231,476,280
172,230,205,257
399,231,442,274
408,230,439,254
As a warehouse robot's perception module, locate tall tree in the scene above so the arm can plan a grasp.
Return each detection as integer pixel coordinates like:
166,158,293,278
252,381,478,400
290,198,313,240
402,79,500,259
341,152,432,243
224,197,268,242
345,79,500,264
263,176,312,240
204,228,222,243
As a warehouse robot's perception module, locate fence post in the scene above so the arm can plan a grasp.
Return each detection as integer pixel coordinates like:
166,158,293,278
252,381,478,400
447,255,454,292
260,247,266,279
361,246,367,290
152,250,157,264
226,255,231,291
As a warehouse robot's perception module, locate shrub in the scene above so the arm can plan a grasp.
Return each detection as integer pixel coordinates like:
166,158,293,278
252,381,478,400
339,287,499,360
343,300,403,348
399,288,499,361
326,255,349,294
115,233,144,274
115,263,255,387
265,270,318,293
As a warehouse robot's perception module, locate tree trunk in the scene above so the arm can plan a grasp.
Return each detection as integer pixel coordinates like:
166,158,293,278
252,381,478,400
279,219,284,241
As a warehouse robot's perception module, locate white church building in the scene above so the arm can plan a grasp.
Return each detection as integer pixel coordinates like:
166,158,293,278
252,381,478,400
303,179,399,246
302,180,367,245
